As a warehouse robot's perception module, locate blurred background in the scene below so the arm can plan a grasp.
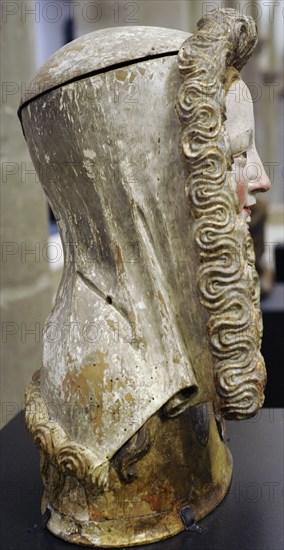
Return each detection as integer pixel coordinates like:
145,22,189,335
1,0,283,426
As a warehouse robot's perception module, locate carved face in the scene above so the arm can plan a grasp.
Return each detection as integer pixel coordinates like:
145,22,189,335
225,79,271,223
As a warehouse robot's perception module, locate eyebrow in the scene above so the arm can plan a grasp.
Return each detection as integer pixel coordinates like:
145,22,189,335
230,128,253,154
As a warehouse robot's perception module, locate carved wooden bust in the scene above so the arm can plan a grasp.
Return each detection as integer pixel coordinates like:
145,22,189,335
19,8,270,547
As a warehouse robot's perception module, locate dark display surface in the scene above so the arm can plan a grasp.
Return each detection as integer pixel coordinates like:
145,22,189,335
1,409,283,550
261,284,284,408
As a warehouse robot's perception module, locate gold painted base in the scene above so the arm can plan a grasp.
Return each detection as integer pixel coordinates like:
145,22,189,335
37,402,232,547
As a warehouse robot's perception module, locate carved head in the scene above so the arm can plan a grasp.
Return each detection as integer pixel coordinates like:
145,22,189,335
19,12,270,476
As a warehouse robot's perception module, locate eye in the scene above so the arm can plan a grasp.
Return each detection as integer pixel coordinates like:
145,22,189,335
233,151,247,164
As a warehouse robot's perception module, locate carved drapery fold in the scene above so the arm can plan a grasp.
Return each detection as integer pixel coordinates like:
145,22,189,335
25,371,110,494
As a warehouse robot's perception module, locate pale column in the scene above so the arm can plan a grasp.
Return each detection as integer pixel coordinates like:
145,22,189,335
0,1,52,426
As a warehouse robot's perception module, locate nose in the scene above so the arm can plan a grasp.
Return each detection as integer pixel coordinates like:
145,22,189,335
247,151,272,194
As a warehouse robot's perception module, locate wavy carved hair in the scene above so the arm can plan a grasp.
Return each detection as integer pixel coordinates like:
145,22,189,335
176,8,266,419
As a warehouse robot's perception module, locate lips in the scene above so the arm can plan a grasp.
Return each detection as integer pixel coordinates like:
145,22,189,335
243,201,256,215
242,202,255,224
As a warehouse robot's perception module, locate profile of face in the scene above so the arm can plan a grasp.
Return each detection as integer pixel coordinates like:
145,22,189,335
225,79,271,223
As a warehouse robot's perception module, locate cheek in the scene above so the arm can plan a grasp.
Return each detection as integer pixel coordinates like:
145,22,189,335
236,180,248,209
232,163,248,209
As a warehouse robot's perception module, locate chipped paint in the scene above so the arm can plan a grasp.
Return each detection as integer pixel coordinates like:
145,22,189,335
19,27,190,106
115,68,128,82
114,243,125,276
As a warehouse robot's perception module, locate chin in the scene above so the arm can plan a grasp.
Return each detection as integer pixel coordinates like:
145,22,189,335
241,209,251,225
